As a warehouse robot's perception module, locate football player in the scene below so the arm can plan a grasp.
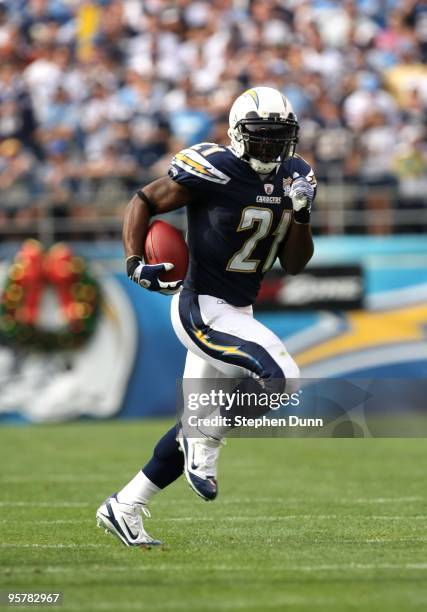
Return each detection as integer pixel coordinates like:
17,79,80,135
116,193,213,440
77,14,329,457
96,87,316,546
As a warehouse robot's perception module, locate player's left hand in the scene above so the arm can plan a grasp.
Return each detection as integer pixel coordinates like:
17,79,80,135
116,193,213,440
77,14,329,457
290,172,315,213
289,173,314,224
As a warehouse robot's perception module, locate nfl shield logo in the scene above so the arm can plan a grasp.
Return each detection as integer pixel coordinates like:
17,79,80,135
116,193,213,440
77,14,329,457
264,183,274,195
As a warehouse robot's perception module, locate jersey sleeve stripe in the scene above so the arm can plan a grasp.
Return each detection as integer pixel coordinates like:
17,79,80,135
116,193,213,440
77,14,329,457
172,148,230,185
175,153,213,176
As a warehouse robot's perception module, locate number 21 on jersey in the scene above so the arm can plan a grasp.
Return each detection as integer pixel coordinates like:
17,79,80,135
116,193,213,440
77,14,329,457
227,207,292,274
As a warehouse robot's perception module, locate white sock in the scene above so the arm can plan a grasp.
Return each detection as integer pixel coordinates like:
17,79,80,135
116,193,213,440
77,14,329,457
117,471,160,506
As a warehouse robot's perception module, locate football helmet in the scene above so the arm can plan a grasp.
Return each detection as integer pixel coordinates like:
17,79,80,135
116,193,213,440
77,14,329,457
228,86,299,174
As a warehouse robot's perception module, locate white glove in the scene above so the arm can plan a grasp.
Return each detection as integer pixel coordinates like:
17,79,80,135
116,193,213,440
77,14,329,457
289,172,315,212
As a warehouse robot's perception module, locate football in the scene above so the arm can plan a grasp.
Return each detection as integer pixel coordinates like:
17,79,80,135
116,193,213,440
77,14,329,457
144,220,189,282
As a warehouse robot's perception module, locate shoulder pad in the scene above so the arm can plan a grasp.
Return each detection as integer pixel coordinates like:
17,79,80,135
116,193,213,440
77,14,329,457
171,144,231,185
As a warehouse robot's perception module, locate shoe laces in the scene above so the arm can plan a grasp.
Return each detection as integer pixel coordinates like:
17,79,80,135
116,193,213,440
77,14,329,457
122,503,151,532
140,504,151,518
115,499,156,543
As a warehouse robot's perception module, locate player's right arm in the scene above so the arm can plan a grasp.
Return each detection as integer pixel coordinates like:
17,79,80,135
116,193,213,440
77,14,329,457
123,176,190,258
123,176,191,293
124,143,229,292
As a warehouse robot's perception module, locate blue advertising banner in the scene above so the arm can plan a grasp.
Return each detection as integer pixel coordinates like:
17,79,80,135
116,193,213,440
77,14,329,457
0,235,426,421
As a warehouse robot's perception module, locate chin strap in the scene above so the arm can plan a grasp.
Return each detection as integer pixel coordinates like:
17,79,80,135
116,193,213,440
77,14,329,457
248,158,279,175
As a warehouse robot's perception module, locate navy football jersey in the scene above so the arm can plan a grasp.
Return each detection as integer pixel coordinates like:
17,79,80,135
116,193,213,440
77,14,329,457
168,143,316,307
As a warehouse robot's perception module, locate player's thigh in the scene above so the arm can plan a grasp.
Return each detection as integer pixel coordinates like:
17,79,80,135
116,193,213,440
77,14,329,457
183,349,226,379
172,293,248,378
199,294,300,388
172,291,299,385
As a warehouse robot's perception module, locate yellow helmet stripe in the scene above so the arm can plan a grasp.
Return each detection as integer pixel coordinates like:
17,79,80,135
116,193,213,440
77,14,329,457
245,88,259,109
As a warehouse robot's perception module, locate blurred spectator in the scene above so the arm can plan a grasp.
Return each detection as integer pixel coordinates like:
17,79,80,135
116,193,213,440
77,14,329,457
384,40,427,107
0,138,37,208
39,139,77,210
393,124,427,206
0,0,425,238
0,62,37,148
343,71,399,130
309,96,354,182
404,0,427,61
169,90,214,146
39,86,79,143
357,109,399,233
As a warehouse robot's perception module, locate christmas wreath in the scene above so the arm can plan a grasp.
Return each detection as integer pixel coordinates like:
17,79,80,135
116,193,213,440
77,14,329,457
0,240,100,351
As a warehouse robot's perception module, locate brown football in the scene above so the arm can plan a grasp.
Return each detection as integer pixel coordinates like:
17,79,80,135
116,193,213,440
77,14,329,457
144,220,189,282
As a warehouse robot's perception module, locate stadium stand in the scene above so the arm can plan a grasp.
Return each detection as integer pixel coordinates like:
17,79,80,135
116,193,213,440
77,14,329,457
0,0,425,240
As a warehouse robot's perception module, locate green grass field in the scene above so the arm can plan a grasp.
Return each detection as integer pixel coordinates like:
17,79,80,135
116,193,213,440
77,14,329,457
0,421,426,611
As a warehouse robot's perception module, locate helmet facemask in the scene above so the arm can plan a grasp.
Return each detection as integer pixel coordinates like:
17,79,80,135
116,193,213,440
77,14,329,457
236,113,299,174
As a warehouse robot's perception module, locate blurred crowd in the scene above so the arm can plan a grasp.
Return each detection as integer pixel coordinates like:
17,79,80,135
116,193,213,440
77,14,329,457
0,0,426,236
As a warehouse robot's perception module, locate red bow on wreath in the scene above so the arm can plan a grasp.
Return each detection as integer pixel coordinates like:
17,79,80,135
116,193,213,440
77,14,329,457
0,240,100,351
